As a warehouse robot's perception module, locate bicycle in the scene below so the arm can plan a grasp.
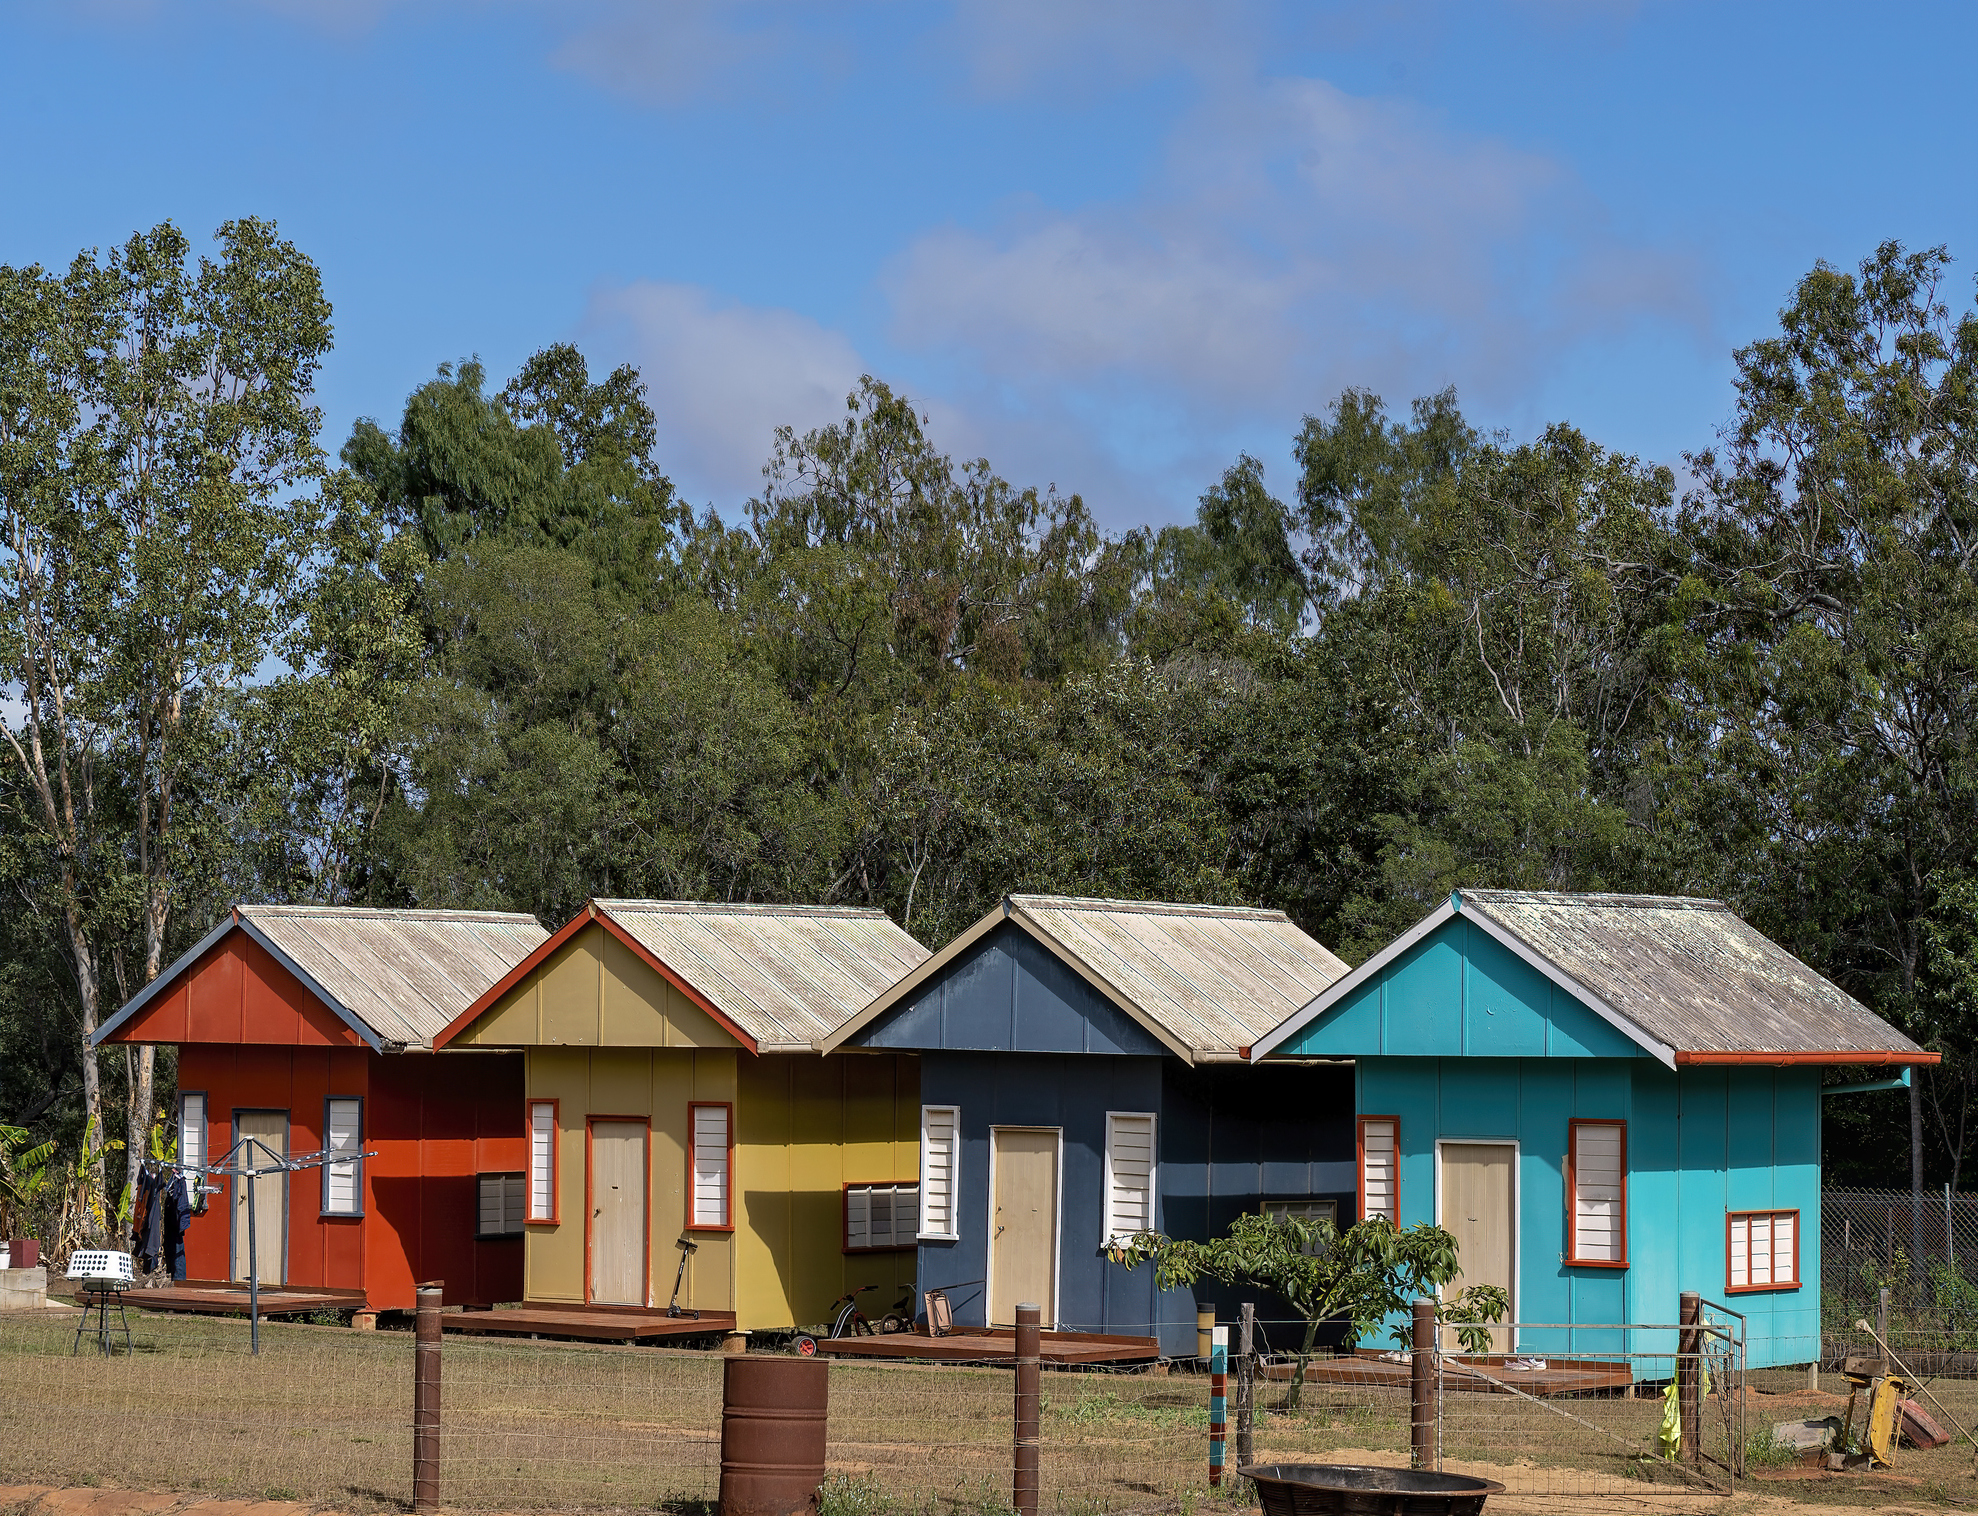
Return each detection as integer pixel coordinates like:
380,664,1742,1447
791,1283,916,1356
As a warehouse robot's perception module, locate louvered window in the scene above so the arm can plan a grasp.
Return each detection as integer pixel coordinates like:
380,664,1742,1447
478,1172,525,1237
1728,1210,1799,1291
1104,1112,1156,1244
1358,1116,1398,1223
920,1106,960,1239
846,1183,922,1252
1567,1120,1626,1265
689,1104,731,1229
528,1101,557,1221
324,1098,362,1215
1263,1199,1337,1255
178,1093,208,1210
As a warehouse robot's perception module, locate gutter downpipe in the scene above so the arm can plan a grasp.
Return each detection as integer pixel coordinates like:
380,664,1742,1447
1822,1066,1914,1097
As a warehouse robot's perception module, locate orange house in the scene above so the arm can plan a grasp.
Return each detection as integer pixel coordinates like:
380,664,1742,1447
93,906,547,1311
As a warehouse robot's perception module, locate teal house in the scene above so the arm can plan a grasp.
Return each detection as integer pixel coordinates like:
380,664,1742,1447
1249,890,1933,1371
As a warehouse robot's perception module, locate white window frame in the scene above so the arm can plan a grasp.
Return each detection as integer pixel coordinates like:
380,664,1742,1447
1358,1115,1398,1224
845,1181,922,1252
178,1092,209,1210
1566,1120,1627,1267
1102,1111,1157,1246
322,1097,363,1217
528,1100,557,1222
919,1105,961,1241
688,1103,732,1230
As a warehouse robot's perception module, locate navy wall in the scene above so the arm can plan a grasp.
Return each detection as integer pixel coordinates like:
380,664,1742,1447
913,1053,1356,1355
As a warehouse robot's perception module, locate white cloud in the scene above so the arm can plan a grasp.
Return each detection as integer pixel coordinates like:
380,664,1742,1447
583,281,866,507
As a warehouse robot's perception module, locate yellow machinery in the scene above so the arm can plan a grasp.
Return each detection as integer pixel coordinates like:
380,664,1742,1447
1840,1356,1912,1467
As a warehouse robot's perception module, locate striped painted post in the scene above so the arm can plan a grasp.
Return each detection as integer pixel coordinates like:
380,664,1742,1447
1208,1323,1228,1486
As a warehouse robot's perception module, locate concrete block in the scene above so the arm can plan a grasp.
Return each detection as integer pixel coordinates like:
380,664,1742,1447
0,1266,48,1312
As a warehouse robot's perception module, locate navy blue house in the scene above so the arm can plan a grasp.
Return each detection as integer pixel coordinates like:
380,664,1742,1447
818,895,1354,1356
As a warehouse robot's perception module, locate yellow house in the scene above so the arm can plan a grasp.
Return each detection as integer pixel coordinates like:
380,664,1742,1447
433,899,929,1333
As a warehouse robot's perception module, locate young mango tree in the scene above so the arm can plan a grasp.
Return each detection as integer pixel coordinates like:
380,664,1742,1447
1117,1211,1509,1408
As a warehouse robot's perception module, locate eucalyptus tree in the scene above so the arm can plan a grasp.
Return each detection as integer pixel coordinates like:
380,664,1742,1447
0,220,332,1210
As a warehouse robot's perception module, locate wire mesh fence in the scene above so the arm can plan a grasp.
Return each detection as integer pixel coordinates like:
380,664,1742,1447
1825,1186,1978,1359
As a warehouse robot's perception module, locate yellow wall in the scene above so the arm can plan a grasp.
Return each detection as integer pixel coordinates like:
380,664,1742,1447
525,1045,738,1313
453,918,922,1330
737,1052,920,1331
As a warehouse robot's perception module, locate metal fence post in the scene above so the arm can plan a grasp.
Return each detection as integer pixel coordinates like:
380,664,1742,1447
1677,1291,1701,1466
1208,1325,1228,1486
1411,1298,1437,1471
1235,1302,1255,1471
1014,1303,1040,1516
414,1281,442,1514
1878,1286,1890,1349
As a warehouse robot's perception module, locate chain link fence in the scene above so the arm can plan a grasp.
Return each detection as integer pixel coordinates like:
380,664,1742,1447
1825,1187,1978,1366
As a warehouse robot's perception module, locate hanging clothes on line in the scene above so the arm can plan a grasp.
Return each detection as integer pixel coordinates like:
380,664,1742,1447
163,1168,191,1282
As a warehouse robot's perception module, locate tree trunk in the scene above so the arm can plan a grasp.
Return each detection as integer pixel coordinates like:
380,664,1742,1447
63,910,106,1244
1913,1075,1927,1281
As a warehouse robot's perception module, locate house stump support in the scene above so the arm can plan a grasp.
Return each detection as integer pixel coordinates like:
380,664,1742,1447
1208,1324,1228,1486
1411,1298,1437,1471
1677,1291,1701,1466
1014,1303,1040,1516
1234,1303,1256,1471
414,1281,442,1514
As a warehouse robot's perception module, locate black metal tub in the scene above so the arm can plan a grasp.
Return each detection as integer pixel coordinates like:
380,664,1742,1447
1239,1463,1505,1516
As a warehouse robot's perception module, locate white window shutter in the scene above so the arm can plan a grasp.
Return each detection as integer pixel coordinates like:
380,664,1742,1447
920,1106,959,1239
1729,1215,1750,1288
1104,1113,1156,1244
1571,1123,1624,1263
528,1102,555,1220
1773,1211,1796,1285
692,1106,730,1227
326,1099,361,1214
895,1184,919,1245
846,1186,871,1250
1360,1118,1397,1223
179,1094,205,1204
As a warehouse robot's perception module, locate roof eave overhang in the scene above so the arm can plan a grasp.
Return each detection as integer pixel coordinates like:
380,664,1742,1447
1675,1049,1940,1067
433,902,761,1055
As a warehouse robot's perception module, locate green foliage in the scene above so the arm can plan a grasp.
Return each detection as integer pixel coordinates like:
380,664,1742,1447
1116,1210,1506,1407
0,1123,55,1236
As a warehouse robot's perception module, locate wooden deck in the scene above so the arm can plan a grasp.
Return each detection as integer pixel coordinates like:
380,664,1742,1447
89,1282,368,1318
442,1304,738,1344
820,1327,1159,1366
1293,1351,1634,1398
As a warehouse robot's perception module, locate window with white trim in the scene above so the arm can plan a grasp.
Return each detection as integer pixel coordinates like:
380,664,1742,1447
478,1172,525,1237
1728,1209,1799,1291
690,1104,731,1228
1263,1199,1337,1254
1358,1117,1397,1223
324,1098,362,1215
1104,1112,1156,1244
1567,1121,1626,1265
920,1106,960,1239
845,1183,921,1251
178,1093,208,1209
528,1101,556,1221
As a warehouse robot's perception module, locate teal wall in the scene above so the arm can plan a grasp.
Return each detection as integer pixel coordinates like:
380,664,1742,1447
1274,911,1821,1371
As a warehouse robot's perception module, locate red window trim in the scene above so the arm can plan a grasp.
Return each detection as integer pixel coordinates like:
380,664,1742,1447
686,1101,736,1233
1563,1118,1628,1269
841,1180,921,1255
583,1115,652,1308
1725,1208,1802,1294
527,1098,560,1225
1356,1114,1400,1224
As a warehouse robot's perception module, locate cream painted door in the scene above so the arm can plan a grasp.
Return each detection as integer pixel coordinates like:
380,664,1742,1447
989,1128,1059,1328
1439,1143,1514,1353
232,1111,288,1286
588,1122,648,1306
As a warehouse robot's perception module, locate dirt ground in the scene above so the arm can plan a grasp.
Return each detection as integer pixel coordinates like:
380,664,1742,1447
6,1305,1978,1514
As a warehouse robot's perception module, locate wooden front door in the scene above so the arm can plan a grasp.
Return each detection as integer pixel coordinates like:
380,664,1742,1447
1439,1142,1514,1353
231,1110,288,1286
989,1128,1059,1327
588,1121,648,1306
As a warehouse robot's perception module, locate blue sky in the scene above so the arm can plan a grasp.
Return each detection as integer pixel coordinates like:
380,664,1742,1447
4,0,1976,529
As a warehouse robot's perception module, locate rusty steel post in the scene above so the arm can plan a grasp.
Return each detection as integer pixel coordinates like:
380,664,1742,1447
1014,1303,1041,1516
414,1281,443,1514
1677,1291,1701,1466
1411,1298,1437,1470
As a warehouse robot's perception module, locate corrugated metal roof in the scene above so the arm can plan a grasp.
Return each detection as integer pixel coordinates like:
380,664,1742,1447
1004,896,1350,1057
239,905,549,1049
1459,890,1927,1057
598,901,931,1052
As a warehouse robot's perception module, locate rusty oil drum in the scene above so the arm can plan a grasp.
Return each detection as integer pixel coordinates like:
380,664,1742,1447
719,1355,829,1516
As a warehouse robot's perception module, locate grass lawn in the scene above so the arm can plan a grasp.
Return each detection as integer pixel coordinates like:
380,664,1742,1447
7,1308,1978,1513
